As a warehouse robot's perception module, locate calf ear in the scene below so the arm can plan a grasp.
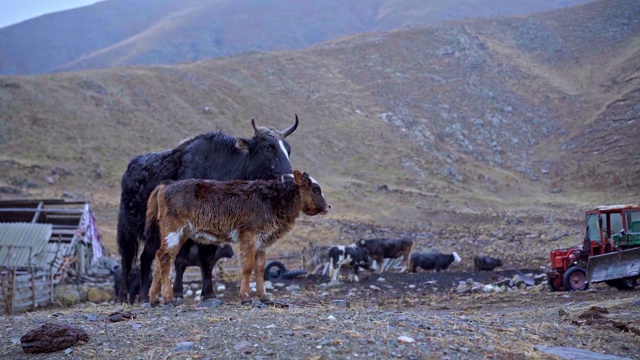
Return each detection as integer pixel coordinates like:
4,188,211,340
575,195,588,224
236,138,250,152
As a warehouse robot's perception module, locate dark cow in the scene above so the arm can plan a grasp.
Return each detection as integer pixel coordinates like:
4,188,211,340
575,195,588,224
327,245,371,282
410,252,462,272
173,242,235,304
357,238,413,273
113,264,141,305
116,116,298,304
145,170,330,305
473,255,503,272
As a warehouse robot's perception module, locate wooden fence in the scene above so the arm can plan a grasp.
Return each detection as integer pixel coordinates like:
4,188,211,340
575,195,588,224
0,245,54,315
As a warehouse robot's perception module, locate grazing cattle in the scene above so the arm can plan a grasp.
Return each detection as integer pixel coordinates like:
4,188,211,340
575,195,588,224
357,238,414,273
327,245,371,282
145,170,330,305
116,116,298,304
173,242,235,304
113,264,141,305
410,252,462,272
473,255,503,272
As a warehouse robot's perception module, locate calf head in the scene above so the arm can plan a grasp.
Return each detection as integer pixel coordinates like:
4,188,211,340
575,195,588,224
215,244,235,262
294,170,331,216
235,115,298,180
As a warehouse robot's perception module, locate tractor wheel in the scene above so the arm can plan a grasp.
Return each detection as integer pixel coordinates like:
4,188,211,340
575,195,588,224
614,276,638,291
548,277,564,292
562,267,589,291
264,261,287,280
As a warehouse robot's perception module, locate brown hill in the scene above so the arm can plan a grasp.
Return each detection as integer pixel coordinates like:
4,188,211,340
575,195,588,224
0,0,595,75
0,0,638,269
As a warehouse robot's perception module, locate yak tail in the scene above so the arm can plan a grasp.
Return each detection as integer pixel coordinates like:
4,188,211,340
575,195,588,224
144,184,166,239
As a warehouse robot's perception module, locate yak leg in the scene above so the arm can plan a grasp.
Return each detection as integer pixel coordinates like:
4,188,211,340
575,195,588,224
116,218,138,304
140,231,159,303
238,236,256,305
255,249,269,302
376,256,385,274
172,260,187,300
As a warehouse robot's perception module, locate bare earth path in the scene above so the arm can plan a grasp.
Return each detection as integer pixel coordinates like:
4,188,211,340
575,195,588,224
1,273,639,359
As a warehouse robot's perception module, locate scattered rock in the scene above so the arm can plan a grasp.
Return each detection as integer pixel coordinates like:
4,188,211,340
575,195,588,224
398,336,415,343
106,311,136,322
534,345,630,359
172,341,195,353
20,323,89,354
87,288,112,303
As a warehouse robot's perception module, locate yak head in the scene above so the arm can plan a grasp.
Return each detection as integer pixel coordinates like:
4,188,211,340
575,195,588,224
235,114,299,180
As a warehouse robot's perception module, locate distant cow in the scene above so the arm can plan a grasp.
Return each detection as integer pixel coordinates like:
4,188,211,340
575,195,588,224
145,170,330,305
410,252,462,272
328,245,371,282
357,238,413,273
473,255,502,272
173,242,235,303
113,264,141,305
116,116,299,304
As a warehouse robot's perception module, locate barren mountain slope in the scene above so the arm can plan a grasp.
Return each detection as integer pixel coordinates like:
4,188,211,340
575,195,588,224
0,0,638,268
0,0,595,75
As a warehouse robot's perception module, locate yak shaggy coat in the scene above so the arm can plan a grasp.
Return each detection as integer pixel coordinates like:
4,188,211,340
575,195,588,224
145,170,330,305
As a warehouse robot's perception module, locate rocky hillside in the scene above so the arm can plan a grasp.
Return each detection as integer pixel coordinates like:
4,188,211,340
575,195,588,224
0,0,638,264
0,0,595,75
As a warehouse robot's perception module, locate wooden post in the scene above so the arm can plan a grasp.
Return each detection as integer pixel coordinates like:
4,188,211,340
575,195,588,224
29,247,36,310
9,267,16,315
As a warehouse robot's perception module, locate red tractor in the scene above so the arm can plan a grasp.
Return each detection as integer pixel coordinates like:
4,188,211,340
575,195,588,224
547,205,640,291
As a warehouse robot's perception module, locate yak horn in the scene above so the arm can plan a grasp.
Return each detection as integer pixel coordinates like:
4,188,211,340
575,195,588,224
281,114,299,138
251,119,259,133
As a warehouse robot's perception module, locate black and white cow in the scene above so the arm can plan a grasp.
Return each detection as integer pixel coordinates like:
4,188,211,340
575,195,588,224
410,252,461,272
328,245,371,282
173,242,235,304
117,116,299,304
473,255,502,272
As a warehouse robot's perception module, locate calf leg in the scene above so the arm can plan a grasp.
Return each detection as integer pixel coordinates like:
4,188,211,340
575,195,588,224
149,253,163,306
238,237,256,305
158,252,175,305
255,249,269,302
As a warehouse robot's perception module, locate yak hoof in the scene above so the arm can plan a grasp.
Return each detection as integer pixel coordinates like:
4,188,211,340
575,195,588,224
174,297,184,306
141,302,152,308
197,298,222,308
241,300,253,306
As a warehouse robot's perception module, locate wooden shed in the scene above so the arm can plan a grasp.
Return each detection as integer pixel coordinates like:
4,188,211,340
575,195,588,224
0,199,104,314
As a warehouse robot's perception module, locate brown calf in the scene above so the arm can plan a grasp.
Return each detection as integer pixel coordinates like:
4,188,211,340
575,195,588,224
145,170,330,305
356,238,414,273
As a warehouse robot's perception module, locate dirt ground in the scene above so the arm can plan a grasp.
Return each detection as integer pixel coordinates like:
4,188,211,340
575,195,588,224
1,270,639,360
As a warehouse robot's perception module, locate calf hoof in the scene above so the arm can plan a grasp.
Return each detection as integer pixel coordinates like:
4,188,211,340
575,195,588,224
240,300,253,306
164,301,175,308
175,297,184,306
141,302,155,308
197,298,222,308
